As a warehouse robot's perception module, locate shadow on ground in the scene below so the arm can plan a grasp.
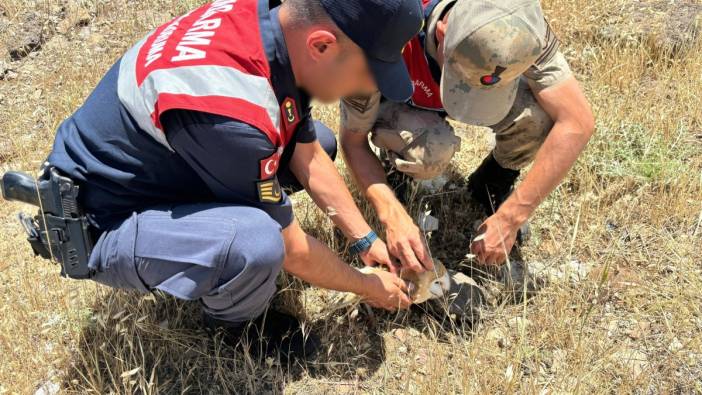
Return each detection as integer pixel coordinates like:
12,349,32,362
60,285,388,393
59,164,540,393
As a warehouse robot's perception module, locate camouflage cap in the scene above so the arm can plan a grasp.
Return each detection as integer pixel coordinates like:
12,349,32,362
441,0,550,126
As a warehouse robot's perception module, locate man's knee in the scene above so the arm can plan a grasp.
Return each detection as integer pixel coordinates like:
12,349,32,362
202,209,285,322
490,79,554,170
220,209,285,286
313,120,338,161
372,103,460,180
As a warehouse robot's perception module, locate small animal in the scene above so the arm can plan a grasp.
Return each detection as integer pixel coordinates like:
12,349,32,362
331,260,452,311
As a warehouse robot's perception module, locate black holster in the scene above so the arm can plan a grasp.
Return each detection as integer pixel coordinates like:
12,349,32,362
1,166,94,279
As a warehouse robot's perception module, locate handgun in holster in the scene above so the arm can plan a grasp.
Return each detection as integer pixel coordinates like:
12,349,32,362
1,166,94,279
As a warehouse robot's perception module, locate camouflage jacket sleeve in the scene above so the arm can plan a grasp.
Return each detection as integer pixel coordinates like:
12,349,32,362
523,21,574,93
339,91,383,133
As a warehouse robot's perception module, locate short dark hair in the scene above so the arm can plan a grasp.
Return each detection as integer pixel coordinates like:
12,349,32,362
283,0,332,26
282,0,352,61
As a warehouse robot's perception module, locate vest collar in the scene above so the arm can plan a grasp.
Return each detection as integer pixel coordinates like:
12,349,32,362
258,0,311,137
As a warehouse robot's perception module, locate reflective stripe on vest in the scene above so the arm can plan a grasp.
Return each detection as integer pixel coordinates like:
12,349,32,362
117,0,283,150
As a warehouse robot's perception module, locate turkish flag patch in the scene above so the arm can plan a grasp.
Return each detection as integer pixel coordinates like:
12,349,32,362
260,151,280,180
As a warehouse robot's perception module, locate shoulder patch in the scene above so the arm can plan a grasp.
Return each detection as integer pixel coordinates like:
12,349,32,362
344,95,373,114
282,97,298,127
257,178,282,203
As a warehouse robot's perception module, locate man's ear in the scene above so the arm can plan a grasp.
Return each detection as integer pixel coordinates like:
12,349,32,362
306,30,339,61
436,19,447,43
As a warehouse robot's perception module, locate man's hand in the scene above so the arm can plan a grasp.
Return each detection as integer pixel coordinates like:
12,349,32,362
470,211,520,266
283,220,408,307
340,119,434,274
470,77,595,266
360,270,412,310
383,203,434,273
358,239,396,273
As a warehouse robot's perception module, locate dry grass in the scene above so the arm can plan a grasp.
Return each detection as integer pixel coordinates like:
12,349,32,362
1,0,701,393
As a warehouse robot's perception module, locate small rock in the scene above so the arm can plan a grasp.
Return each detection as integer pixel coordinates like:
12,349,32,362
612,348,649,377
5,70,17,80
398,345,408,354
562,260,592,282
500,260,543,300
78,26,92,40
432,271,485,321
607,320,621,337
527,259,592,285
626,320,650,340
668,337,684,353
486,327,511,348
34,381,60,395
606,220,619,231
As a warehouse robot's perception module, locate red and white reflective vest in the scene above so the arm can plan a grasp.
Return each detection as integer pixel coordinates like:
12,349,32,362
402,0,444,111
117,0,296,151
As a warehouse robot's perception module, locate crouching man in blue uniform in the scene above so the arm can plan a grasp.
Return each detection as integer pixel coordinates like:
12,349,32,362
4,0,425,361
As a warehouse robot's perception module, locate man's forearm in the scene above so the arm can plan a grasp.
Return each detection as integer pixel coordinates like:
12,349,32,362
282,221,369,295
340,131,434,271
291,141,372,240
499,121,593,225
340,134,407,226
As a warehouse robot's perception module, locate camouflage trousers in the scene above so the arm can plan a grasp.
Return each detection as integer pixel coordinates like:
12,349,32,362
371,78,554,179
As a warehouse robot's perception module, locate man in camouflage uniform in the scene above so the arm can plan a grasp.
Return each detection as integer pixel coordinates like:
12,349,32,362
340,0,595,268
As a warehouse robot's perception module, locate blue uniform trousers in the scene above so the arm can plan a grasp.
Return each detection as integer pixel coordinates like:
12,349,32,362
88,122,337,323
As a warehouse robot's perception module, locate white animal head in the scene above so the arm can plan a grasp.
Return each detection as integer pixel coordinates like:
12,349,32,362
410,265,452,304
429,271,452,299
